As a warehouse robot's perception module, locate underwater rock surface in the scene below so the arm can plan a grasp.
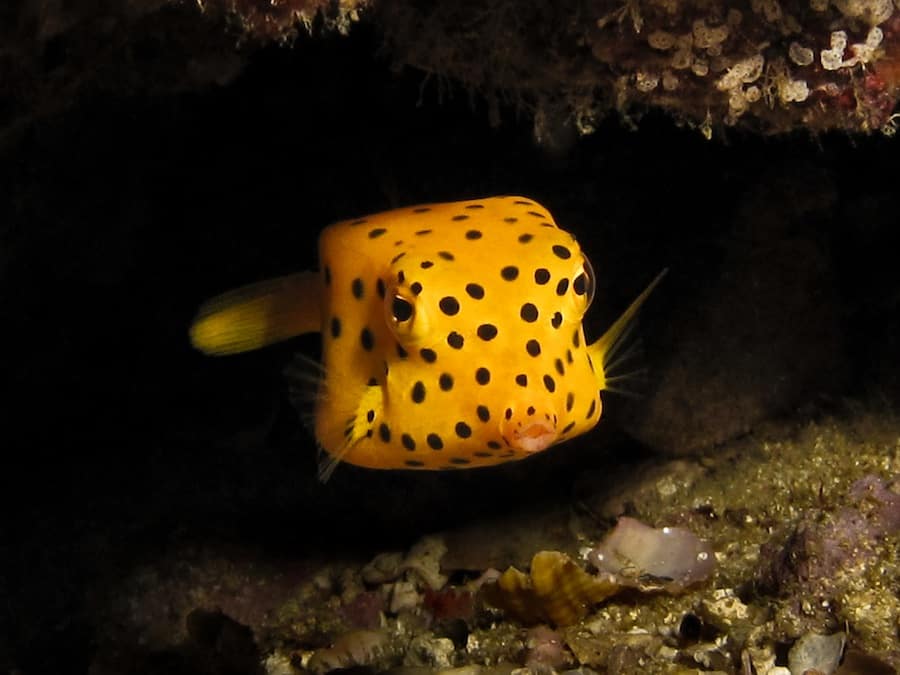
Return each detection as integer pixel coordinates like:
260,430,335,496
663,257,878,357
81,412,900,674
6,0,900,147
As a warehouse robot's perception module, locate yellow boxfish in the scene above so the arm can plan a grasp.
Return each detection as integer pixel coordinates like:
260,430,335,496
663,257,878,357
190,196,664,480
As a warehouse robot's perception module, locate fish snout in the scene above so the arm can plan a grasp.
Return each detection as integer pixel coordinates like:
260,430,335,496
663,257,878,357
500,407,559,454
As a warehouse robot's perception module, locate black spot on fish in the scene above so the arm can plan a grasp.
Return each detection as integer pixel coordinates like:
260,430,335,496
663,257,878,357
379,423,391,442
455,422,472,438
391,252,406,265
421,260,434,269
540,222,554,228
369,228,387,239
410,282,423,296
415,229,432,236
527,406,535,416
398,271,405,283
551,312,563,329
412,381,426,403
324,266,332,286
556,278,569,296
566,392,574,412
505,408,513,420
352,278,364,299
438,251,455,261
527,210,545,218
361,328,374,351
376,279,385,298
534,268,551,285
402,434,416,451
562,421,575,434
520,303,538,322
477,324,498,341
367,409,375,423
330,317,341,338
474,451,492,458
439,296,460,316
566,349,574,364
488,440,502,449
465,204,485,210
450,457,471,465
413,207,431,213
420,348,437,363
552,244,572,259
573,330,581,348
465,283,485,299
405,459,424,467
465,230,483,240
453,215,470,222
515,374,527,387
586,399,597,418
503,217,518,223
447,332,464,349
543,375,556,392
518,233,534,243
513,199,534,205
439,373,454,391
555,358,565,375
501,266,519,281
475,367,491,385
427,433,443,450
476,405,490,422
526,339,541,357
397,344,408,358
350,218,367,226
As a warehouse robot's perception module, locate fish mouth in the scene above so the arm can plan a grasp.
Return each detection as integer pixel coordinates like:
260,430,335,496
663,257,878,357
502,418,558,454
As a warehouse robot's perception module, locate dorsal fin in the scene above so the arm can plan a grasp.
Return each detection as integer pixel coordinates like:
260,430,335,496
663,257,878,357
190,271,322,356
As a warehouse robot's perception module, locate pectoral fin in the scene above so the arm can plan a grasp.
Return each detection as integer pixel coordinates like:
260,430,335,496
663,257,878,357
589,269,668,391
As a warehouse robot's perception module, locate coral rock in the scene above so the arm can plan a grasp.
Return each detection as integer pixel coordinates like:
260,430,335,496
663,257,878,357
482,551,620,626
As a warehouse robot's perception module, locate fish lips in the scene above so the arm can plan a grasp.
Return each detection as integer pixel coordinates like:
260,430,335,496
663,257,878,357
501,412,558,454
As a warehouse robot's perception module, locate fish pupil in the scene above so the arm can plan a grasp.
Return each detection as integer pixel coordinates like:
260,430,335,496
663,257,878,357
573,273,587,295
392,296,414,322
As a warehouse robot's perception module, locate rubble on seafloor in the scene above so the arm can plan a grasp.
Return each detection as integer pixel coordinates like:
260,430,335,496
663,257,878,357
88,411,900,675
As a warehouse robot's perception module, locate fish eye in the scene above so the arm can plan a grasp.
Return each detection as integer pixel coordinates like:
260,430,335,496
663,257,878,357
573,257,596,309
392,296,414,323
385,287,428,344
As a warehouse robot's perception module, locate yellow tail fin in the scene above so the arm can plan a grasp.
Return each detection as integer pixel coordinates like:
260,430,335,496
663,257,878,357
589,269,668,391
190,271,322,356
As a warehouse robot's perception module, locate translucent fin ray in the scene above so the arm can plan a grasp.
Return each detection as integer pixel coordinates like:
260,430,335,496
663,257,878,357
588,269,668,392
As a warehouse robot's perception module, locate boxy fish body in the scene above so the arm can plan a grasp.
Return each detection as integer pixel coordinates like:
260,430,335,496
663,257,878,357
190,196,663,480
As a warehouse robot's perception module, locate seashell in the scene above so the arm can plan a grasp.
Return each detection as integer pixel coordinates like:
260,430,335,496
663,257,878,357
482,551,620,626
588,516,715,591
